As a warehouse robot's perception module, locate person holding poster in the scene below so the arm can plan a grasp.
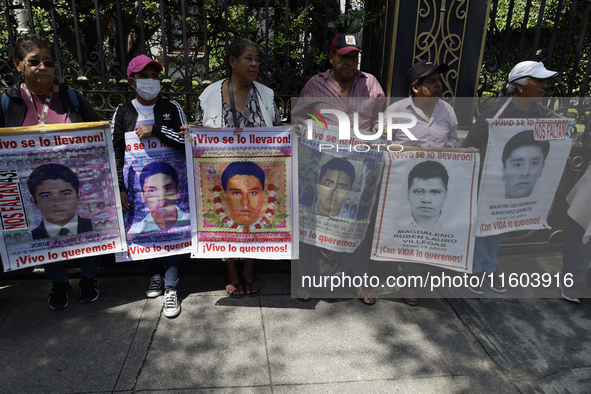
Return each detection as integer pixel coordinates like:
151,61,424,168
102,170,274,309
0,33,101,310
561,163,591,303
293,34,384,305
463,61,559,294
379,61,459,305
112,55,186,318
383,60,458,148
192,38,282,296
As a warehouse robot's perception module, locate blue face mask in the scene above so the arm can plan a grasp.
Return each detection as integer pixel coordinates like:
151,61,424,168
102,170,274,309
134,78,161,101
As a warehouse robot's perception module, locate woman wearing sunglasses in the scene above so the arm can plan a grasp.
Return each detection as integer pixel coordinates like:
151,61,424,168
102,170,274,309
0,33,100,311
0,33,98,127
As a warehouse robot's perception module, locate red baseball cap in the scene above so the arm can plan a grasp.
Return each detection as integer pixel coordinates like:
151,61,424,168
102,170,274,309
127,55,163,78
330,34,363,55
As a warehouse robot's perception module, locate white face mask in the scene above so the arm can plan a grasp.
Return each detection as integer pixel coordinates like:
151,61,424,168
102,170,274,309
134,78,161,101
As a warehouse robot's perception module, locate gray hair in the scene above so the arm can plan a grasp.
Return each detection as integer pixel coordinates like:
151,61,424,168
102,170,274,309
500,76,530,97
225,38,259,77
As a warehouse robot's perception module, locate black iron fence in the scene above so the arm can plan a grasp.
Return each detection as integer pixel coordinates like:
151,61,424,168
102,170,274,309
479,0,591,145
0,0,361,120
0,0,590,143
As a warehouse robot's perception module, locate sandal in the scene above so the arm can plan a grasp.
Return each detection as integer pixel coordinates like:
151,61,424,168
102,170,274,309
297,287,310,302
225,279,244,297
244,276,261,295
356,287,376,306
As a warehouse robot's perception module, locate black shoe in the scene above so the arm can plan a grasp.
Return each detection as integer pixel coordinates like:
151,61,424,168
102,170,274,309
484,272,506,293
79,277,100,304
49,282,71,310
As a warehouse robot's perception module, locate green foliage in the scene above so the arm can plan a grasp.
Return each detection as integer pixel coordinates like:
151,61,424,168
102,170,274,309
480,0,590,96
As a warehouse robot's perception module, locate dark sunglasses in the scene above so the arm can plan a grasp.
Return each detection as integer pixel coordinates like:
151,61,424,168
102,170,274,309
24,59,56,69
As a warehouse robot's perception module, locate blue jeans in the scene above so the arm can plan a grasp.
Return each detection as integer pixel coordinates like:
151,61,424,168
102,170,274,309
44,256,101,284
472,234,504,273
562,215,591,290
148,255,180,289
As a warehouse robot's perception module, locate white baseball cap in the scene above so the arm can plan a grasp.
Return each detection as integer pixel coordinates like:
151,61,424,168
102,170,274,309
508,61,558,83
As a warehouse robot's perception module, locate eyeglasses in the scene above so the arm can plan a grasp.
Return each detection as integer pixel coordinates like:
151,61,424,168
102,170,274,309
23,59,56,69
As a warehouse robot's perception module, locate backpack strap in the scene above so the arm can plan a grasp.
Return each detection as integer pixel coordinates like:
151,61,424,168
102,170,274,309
67,88,80,111
1,92,8,116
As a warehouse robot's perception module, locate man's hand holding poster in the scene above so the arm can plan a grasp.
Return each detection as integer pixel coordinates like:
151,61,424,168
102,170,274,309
116,133,191,261
298,124,384,253
188,127,295,259
0,123,126,271
476,118,573,236
371,148,479,273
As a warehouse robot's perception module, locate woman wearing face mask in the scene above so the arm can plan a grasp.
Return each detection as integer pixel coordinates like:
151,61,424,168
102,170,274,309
112,55,187,318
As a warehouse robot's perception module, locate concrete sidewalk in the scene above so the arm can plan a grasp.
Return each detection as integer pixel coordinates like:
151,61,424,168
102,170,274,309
1,251,590,393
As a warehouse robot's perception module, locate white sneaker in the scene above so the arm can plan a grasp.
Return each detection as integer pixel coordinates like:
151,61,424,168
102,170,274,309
146,275,164,298
163,288,181,318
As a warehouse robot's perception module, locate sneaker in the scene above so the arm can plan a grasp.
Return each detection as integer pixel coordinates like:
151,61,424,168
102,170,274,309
483,272,506,293
146,274,164,298
466,274,484,295
561,285,581,303
163,288,181,318
79,277,100,304
49,282,71,310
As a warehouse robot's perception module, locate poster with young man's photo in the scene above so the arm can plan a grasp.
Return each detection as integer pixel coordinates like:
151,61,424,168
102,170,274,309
371,148,479,273
298,130,384,253
0,123,126,272
116,133,191,261
187,127,296,259
476,118,573,236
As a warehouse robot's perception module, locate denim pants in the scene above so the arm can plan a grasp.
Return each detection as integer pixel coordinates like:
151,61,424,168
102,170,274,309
472,234,504,273
44,256,101,284
148,255,180,289
562,215,591,290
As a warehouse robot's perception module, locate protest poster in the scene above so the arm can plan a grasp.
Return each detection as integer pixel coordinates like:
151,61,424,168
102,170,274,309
298,124,384,253
371,147,479,273
187,126,296,259
116,133,191,261
476,118,573,236
0,122,126,272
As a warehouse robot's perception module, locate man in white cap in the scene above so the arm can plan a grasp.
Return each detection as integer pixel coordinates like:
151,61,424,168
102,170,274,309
462,60,559,295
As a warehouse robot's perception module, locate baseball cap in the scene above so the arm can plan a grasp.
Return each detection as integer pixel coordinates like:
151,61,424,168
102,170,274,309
406,60,449,87
331,34,363,55
508,61,558,83
127,54,163,78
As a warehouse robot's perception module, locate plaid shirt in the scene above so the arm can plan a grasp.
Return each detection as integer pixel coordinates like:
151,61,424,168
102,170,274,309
292,69,385,131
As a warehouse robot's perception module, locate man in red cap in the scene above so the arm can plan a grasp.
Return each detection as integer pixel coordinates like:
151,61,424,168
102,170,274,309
293,34,385,133
293,35,384,305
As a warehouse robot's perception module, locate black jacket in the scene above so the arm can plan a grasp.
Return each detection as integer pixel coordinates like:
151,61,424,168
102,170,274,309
111,96,187,192
0,81,99,127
